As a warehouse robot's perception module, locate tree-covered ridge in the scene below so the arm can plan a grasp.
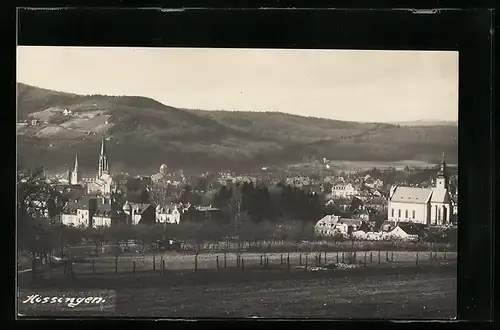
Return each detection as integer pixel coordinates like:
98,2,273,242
17,83,458,172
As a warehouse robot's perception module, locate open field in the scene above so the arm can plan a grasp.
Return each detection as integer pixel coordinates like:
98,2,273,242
18,262,456,319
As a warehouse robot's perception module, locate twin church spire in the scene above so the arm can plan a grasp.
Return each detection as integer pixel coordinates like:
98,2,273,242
97,135,109,179
70,135,109,184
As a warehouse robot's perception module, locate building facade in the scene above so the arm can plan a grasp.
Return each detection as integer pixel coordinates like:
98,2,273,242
388,154,453,226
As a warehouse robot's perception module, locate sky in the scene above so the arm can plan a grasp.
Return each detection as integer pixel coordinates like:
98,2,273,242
17,47,458,122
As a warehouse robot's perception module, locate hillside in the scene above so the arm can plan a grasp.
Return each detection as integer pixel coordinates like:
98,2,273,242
16,83,458,173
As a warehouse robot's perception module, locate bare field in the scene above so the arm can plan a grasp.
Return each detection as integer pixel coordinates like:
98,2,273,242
18,263,456,319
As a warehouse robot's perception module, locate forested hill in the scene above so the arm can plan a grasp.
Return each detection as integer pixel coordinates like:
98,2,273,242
17,83,458,173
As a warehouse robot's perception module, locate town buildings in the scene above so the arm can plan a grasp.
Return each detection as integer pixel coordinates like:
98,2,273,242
156,204,181,224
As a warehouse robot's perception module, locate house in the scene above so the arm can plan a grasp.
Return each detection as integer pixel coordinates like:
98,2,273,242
62,108,73,116
331,183,358,198
183,205,221,223
314,214,341,236
156,204,182,224
122,202,155,225
92,203,122,227
61,197,97,228
335,218,363,236
388,154,453,225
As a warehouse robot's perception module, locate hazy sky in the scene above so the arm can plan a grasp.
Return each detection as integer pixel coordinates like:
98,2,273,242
17,47,458,122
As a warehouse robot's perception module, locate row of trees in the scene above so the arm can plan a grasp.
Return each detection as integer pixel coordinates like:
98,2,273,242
211,181,336,224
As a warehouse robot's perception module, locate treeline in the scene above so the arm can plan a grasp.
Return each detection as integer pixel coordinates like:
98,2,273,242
210,181,344,224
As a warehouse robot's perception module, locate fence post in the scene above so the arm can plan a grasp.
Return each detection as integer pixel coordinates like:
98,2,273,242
287,254,291,272
224,252,227,269
133,260,136,275
153,253,156,271
92,259,95,273
353,251,357,261
195,254,198,271
342,252,345,263
318,253,322,265
266,257,269,269
336,252,339,264
385,251,388,262
115,257,118,274
260,255,263,266
324,251,327,263
370,251,373,263
391,252,394,262
305,254,308,270
299,254,302,265
416,252,419,265
162,260,165,275
241,258,244,271
378,249,381,264
280,254,283,265
429,250,432,261
64,260,67,274
364,252,367,267
216,256,219,271
444,247,447,260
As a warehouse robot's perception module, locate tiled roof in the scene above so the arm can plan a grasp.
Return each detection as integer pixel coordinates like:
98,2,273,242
129,203,151,215
430,189,451,203
396,222,426,236
338,218,363,227
316,215,340,226
390,187,432,204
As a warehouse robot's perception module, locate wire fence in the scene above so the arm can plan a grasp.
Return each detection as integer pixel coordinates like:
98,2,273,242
40,249,456,279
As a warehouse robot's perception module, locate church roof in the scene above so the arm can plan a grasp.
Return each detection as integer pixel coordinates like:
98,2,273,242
390,186,432,204
430,189,451,203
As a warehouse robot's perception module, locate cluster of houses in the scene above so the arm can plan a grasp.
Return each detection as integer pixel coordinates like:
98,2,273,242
59,193,221,229
313,214,424,242
314,153,458,242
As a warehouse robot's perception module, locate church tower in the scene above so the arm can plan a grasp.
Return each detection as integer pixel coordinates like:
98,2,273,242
435,152,448,190
97,136,109,179
70,154,80,185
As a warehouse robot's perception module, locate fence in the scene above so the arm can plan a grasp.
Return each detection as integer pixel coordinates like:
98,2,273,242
178,240,456,253
45,248,456,278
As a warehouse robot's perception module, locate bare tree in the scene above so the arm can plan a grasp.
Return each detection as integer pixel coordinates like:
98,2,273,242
148,181,174,207
17,167,59,274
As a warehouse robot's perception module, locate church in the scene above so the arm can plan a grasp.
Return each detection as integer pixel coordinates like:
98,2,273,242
388,153,453,226
69,136,115,195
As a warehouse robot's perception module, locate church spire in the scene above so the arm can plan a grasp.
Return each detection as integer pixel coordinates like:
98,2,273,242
74,154,79,171
98,135,109,178
101,135,106,156
70,154,80,185
437,152,447,178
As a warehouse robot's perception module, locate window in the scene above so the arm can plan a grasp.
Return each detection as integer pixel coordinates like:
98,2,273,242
438,208,441,221
412,210,415,219
398,209,401,218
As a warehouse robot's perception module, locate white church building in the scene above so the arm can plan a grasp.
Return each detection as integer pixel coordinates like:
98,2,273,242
388,153,454,226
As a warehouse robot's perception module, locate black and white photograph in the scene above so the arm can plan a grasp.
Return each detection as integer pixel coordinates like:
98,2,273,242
16,46,459,318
